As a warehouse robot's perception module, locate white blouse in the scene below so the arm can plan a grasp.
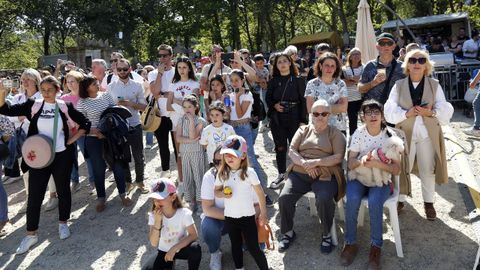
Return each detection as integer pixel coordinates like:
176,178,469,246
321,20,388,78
384,82,453,141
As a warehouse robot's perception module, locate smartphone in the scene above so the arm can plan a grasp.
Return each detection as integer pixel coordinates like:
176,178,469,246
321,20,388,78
221,52,234,66
419,101,429,107
12,79,19,89
2,80,12,88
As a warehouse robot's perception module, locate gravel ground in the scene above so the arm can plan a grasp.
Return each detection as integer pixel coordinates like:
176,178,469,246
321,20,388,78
0,109,478,270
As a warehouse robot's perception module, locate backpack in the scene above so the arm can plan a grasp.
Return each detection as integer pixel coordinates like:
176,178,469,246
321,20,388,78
246,81,266,129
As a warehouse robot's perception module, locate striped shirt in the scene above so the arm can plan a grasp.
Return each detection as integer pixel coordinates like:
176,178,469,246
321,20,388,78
77,93,116,128
178,115,207,153
342,65,364,102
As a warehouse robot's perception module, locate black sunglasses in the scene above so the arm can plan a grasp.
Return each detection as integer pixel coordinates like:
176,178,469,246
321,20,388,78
312,112,330,118
378,40,394,47
158,54,171,58
408,57,427,65
110,59,118,63
176,57,190,63
213,159,221,166
117,67,129,72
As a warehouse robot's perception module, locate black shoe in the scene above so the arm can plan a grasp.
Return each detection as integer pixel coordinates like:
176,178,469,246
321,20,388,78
265,195,274,207
278,231,296,252
269,174,285,189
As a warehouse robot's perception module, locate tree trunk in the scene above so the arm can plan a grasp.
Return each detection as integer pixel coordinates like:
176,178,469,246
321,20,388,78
43,23,51,55
212,11,223,47
265,13,276,51
240,1,254,50
229,0,241,49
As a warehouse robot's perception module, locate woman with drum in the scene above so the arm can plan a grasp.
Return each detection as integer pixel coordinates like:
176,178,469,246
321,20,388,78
0,75,91,255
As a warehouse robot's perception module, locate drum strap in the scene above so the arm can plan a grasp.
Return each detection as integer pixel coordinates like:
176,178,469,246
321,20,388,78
52,103,59,152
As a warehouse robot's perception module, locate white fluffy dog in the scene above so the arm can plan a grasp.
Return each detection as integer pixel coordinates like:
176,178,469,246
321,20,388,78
348,136,404,187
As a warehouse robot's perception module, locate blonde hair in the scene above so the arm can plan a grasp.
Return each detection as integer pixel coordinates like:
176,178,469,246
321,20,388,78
21,68,42,92
401,49,434,76
65,70,85,82
218,153,249,181
345,47,362,67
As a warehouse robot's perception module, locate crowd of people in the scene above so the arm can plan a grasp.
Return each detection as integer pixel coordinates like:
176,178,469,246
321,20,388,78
3,27,480,270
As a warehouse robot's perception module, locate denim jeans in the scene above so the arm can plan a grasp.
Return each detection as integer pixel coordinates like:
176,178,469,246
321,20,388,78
145,132,154,145
0,171,8,222
233,123,266,188
70,136,95,184
473,90,480,129
201,216,226,253
345,179,390,248
86,136,126,199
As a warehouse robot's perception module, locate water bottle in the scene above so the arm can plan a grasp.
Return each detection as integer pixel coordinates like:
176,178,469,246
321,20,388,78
223,94,231,107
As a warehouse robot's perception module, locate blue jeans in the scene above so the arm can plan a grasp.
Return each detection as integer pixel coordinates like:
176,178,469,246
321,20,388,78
0,172,7,222
85,137,126,199
233,123,266,188
201,216,226,253
146,132,154,146
473,90,480,129
71,136,95,184
345,179,390,248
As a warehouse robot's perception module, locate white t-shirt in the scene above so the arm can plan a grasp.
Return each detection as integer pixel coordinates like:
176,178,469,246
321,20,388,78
37,102,66,153
168,80,200,127
199,123,236,163
214,168,260,218
148,69,175,117
201,168,259,211
9,91,42,132
102,71,144,89
349,125,389,158
229,91,253,121
147,208,194,252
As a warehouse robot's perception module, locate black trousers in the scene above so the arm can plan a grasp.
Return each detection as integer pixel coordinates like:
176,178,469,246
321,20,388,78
27,145,74,231
270,113,299,174
347,100,363,136
142,242,201,270
125,125,145,184
225,215,269,270
153,117,177,171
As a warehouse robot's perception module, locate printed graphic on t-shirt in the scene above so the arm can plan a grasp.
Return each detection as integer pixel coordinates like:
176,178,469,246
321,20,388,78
40,107,56,119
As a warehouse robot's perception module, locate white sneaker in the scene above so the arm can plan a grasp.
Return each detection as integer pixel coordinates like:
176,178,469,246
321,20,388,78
210,250,222,270
145,144,153,149
4,175,23,185
45,197,58,212
18,202,28,214
16,235,38,254
160,170,171,178
463,128,480,137
2,176,10,183
59,223,71,240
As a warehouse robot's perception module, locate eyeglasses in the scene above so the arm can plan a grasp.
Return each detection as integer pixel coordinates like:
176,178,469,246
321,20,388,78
213,159,221,166
117,67,129,72
378,40,395,47
158,54,171,58
408,57,427,65
110,59,118,63
312,111,330,118
364,110,381,116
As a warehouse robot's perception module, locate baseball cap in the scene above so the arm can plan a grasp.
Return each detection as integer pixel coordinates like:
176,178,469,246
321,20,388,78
377,32,395,43
220,135,247,158
148,178,177,200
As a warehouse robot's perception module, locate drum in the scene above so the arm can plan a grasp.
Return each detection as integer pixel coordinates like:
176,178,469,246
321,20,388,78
21,134,55,169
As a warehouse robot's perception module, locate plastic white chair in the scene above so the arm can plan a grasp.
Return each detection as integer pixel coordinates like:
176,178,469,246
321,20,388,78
304,192,345,246
356,175,404,258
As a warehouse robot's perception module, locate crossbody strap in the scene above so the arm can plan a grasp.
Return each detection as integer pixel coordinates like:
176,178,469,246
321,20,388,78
52,103,59,151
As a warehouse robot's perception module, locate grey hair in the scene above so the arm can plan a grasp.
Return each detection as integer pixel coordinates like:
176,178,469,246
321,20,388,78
21,68,42,91
311,98,329,112
92,59,107,69
284,45,298,56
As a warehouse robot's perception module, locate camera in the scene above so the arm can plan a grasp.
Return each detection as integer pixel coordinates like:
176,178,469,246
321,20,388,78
279,101,298,113
2,79,18,89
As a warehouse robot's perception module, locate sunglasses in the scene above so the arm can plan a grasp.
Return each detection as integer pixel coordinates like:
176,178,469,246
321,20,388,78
213,159,221,166
117,67,129,72
177,57,190,63
408,57,427,65
158,54,171,58
364,110,381,116
110,59,118,63
378,40,395,47
312,111,330,118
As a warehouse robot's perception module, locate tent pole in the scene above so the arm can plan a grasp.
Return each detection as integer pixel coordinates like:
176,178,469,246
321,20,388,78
375,0,416,40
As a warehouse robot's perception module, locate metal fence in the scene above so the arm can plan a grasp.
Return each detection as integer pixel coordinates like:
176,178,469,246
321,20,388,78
434,64,480,103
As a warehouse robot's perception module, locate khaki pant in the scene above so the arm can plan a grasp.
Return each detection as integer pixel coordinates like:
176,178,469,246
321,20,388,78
408,136,436,203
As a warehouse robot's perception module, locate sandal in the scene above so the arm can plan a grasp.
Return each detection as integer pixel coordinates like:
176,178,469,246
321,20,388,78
320,235,334,254
278,231,296,252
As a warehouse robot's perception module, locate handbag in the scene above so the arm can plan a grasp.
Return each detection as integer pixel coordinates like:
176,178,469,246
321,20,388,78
465,85,479,103
141,96,161,132
22,103,59,169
